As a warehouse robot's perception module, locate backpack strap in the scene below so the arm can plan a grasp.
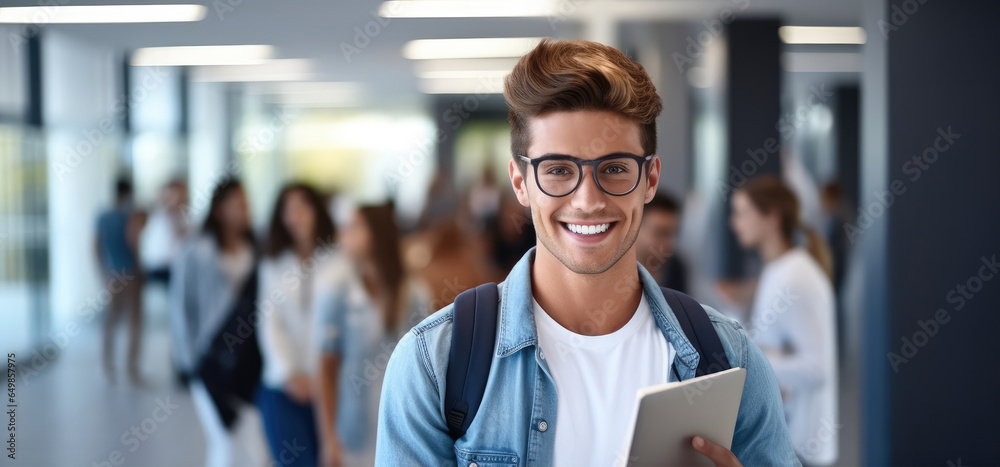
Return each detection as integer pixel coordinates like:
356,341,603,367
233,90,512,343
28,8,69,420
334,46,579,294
660,286,731,377
445,283,499,441
443,283,730,442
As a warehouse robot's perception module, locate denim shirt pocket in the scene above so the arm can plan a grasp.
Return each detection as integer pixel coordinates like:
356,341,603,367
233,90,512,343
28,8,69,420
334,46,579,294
454,445,520,467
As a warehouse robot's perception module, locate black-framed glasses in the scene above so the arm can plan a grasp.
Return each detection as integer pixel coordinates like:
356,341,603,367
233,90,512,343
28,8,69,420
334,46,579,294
517,153,655,197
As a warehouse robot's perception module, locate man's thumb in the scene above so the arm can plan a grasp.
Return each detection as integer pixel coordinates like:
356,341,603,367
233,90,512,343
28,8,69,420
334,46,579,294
692,436,739,466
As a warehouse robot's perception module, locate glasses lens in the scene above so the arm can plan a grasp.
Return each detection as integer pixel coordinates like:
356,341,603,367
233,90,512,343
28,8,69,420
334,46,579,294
596,157,641,194
536,159,580,196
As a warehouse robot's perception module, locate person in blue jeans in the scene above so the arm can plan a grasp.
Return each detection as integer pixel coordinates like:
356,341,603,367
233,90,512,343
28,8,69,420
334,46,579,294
255,184,339,467
376,39,799,466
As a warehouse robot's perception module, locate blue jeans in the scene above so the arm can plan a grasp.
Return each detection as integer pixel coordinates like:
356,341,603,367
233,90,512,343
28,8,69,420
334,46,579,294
254,385,318,467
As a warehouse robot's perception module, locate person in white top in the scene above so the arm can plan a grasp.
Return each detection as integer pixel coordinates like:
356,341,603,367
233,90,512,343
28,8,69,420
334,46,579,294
255,183,340,467
729,175,839,465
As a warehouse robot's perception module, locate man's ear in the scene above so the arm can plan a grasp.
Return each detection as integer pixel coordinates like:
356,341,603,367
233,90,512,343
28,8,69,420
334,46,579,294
509,159,531,208
643,156,661,204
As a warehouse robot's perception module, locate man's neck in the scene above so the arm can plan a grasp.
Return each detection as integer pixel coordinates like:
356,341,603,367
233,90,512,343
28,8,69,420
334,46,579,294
530,246,643,336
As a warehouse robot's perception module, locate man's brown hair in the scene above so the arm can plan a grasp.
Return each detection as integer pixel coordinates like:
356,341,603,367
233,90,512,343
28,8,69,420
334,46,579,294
504,38,663,168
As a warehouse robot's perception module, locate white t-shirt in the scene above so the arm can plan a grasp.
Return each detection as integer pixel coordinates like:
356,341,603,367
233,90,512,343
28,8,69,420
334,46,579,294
749,247,838,465
533,293,675,467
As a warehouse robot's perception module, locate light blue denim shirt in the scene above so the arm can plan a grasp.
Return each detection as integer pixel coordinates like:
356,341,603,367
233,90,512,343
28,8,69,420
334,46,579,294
376,248,800,466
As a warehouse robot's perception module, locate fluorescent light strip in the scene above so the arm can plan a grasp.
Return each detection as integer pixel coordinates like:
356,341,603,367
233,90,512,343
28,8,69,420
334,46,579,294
0,4,206,24
419,77,505,94
132,45,275,67
380,0,556,18
403,37,544,60
413,58,519,77
779,26,866,44
417,70,510,79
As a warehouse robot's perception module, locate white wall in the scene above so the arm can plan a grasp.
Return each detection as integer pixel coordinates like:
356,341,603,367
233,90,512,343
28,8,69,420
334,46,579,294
44,30,120,331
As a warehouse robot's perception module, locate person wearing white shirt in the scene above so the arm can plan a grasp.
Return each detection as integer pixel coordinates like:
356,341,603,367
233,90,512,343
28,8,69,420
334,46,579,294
729,175,838,465
254,184,340,467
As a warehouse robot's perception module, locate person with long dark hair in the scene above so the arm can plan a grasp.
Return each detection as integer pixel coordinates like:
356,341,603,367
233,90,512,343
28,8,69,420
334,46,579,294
254,183,339,467
729,175,838,465
315,203,429,467
170,179,269,467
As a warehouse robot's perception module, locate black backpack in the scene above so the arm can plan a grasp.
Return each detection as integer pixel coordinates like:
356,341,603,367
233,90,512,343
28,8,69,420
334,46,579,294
444,283,731,441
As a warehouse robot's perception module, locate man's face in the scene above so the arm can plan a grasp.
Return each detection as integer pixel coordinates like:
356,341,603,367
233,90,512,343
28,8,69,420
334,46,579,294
636,208,679,271
508,110,660,275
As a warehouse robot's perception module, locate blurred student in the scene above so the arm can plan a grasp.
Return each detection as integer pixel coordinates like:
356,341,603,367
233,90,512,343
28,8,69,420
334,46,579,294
635,191,689,293
316,203,428,467
95,178,145,385
170,179,269,467
140,179,189,285
729,175,838,465
254,184,339,467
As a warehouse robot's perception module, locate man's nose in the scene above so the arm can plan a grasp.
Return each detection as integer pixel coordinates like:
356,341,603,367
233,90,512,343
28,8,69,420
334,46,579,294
569,167,607,212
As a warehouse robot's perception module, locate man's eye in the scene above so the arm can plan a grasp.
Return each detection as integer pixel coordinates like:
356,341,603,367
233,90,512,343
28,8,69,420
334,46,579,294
544,165,574,176
602,164,629,174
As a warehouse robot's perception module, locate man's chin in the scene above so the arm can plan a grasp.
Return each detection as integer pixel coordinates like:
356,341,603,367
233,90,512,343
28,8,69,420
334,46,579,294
553,246,624,275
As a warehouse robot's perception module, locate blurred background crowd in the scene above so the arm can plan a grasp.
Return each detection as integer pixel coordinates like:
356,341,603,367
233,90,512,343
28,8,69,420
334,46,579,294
0,0,998,466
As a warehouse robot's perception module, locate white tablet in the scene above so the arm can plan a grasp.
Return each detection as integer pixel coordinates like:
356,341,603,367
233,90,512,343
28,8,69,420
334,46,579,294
618,367,747,467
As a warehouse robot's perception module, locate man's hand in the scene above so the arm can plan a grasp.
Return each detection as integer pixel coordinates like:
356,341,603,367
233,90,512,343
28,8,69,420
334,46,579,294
692,436,742,467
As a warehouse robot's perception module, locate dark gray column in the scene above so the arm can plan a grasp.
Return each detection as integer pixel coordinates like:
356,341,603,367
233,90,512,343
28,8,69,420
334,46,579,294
875,0,1000,463
834,85,860,216
721,18,783,278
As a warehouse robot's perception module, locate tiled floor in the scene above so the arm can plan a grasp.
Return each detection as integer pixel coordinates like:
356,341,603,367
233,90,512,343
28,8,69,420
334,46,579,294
13,291,206,467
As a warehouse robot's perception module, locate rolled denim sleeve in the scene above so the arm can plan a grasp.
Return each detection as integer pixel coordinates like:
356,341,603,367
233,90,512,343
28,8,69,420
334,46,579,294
730,328,801,467
375,327,455,466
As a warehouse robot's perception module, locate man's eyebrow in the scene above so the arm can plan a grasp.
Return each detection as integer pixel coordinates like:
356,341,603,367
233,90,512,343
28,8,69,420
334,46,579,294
536,151,642,158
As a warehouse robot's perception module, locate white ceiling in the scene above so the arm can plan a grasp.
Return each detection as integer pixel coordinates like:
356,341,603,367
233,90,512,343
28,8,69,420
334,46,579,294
8,0,862,103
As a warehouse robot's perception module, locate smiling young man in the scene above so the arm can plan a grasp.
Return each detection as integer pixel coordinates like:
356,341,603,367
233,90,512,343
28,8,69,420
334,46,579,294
375,39,799,466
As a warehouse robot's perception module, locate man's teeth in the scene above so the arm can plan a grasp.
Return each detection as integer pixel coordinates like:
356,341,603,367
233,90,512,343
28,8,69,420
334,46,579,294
566,223,611,235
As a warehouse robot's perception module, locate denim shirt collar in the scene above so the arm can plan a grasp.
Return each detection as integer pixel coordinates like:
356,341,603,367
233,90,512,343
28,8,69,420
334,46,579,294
495,247,700,380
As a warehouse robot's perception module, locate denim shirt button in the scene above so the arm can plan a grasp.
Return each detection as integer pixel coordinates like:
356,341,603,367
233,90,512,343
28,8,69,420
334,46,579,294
469,463,478,467
538,420,548,432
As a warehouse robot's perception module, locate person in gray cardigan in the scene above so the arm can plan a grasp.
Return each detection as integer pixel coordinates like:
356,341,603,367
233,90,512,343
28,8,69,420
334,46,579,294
170,179,269,467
